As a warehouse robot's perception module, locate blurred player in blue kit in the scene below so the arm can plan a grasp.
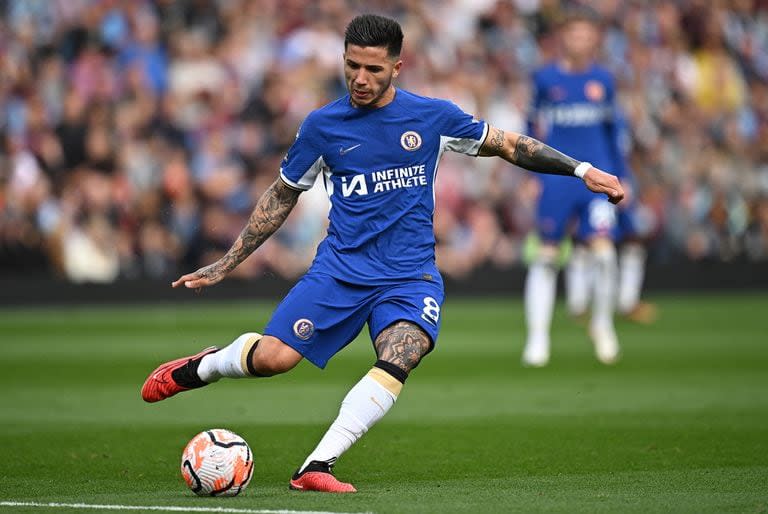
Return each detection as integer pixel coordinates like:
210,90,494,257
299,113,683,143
566,111,657,327
523,9,643,367
142,14,623,492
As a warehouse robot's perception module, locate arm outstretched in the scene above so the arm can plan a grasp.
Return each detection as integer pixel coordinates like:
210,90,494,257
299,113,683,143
479,126,624,204
172,178,302,289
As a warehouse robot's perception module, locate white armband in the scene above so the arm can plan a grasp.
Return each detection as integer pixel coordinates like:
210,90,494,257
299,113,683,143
574,162,592,179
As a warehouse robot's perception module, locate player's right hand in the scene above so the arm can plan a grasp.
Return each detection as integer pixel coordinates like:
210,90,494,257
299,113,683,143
171,262,226,289
583,167,625,205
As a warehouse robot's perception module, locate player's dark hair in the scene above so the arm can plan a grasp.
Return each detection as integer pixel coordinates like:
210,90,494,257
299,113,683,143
344,14,403,58
559,6,603,28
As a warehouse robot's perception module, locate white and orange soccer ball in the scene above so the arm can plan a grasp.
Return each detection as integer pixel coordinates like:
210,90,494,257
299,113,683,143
181,429,254,496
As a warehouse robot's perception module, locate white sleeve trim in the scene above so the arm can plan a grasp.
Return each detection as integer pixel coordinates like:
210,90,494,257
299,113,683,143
279,173,306,191
279,155,327,191
442,122,488,156
475,122,489,155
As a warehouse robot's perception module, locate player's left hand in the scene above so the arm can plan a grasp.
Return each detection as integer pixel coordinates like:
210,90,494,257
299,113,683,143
583,167,624,204
618,179,634,208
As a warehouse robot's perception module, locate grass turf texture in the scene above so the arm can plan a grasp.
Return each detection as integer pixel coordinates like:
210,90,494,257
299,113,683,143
0,294,766,514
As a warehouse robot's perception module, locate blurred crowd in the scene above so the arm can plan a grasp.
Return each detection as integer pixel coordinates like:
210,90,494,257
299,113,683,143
1,0,768,283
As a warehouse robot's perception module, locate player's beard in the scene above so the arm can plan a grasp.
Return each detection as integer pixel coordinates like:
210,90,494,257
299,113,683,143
349,74,394,108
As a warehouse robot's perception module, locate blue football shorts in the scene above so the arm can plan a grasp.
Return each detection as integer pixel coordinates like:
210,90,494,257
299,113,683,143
263,272,445,368
536,178,618,243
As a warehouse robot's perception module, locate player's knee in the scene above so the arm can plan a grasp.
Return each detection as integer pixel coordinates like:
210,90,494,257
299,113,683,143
534,243,559,268
374,321,432,374
589,237,617,266
379,349,427,375
250,335,302,376
620,241,645,260
570,243,589,262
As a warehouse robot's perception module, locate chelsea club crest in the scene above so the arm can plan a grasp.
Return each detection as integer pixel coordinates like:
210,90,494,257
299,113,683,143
400,131,422,151
293,318,315,340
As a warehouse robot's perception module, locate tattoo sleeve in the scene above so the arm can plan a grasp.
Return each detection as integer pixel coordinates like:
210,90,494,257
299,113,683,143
374,321,432,374
479,127,580,177
488,126,505,154
510,134,580,176
198,179,301,279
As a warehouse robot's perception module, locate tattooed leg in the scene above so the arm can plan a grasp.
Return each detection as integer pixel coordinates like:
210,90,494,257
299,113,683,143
373,320,432,374
295,321,429,478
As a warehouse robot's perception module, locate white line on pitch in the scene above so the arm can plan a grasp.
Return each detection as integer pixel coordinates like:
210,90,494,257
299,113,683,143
0,501,373,514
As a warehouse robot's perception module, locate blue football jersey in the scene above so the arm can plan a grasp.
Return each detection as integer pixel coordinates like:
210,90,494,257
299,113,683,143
528,63,628,180
279,89,488,285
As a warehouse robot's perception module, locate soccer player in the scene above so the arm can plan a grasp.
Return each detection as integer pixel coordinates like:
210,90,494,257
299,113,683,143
566,113,657,325
522,9,625,367
613,114,656,323
142,14,623,493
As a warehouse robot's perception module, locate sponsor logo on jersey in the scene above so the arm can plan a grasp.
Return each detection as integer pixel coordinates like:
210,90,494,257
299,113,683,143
542,103,610,126
585,80,605,102
340,164,428,197
293,319,314,340
400,131,422,151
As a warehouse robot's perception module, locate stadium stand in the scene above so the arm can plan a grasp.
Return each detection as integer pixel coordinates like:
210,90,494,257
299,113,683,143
1,0,767,282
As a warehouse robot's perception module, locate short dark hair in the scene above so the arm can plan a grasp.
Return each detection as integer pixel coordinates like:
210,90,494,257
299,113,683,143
344,14,403,58
560,6,602,28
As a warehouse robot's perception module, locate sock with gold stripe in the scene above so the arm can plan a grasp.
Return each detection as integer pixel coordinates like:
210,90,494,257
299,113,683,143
298,363,405,473
196,332,262,383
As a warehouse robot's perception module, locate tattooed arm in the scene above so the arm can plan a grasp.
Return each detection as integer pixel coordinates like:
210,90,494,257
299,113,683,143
478,125,625,204
172,178,302,289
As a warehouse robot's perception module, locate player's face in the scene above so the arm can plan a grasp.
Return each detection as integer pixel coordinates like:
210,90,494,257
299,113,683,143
344,44,401,108
561,20,600,61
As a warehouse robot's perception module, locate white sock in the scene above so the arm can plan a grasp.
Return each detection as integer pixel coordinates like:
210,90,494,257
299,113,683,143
299,367,401,472
590,243,618,332
565,244,591,316
617,243,646,314
524,251,557,353
197,332,261,383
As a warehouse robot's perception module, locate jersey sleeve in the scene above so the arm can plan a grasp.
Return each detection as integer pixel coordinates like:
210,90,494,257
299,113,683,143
438,100,489,156
279,111,327,190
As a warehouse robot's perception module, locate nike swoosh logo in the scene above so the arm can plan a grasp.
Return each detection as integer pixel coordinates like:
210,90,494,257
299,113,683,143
370,396,385,413
339,143,361,155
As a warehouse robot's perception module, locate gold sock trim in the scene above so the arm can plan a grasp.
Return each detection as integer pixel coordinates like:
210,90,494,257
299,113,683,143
367,367,403,397
239,333,262,376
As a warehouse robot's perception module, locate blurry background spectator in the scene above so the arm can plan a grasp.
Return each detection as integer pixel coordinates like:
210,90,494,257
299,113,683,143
2,0,768,283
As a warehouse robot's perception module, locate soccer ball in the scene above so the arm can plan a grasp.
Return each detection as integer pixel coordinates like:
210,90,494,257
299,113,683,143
181,429,254,496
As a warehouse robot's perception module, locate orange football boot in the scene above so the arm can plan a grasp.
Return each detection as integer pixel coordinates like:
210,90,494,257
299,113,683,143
622,301,658,324
141,346,219,403
289,461,357,493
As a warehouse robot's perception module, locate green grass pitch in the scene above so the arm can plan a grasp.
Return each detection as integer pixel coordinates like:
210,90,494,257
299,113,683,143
1,293,767,513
